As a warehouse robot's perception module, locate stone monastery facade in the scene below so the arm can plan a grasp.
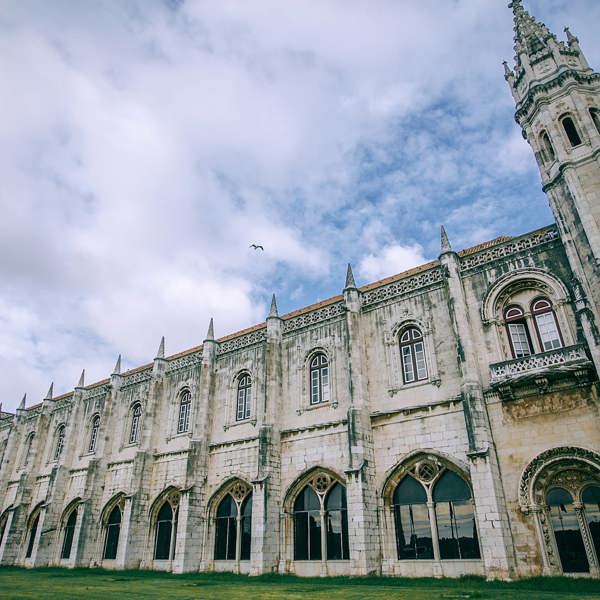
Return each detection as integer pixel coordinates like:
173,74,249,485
2,0,600,579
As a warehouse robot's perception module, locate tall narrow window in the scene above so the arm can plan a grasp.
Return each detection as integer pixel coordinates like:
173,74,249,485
540,131,556,163
399,327,428,384
177,390,191,433
88,415,100,453
53,425,65,461
103,504,122,560
532,299,562,351
583,485,600,563
154,499,178,560
25,512,40,559
547,488,589,573
129,403,142,444
591,108,600,134
505,306,532,358
294,485,321,560
61,508,78,559
562,116,582,147
214,489,253,561
21,433,34,468
236,375,252,421
433,470,480,560
393,475,432,560
325,483,349,560
0,512,8,548
309,353,329,405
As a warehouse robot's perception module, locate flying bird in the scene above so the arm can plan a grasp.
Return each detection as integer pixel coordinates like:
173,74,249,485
250,244,264,251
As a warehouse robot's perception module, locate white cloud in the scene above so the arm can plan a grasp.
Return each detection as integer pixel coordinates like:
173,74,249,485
358,244,427,282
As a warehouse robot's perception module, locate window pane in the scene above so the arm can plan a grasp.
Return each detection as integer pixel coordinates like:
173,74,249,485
583,485,600,564
240,495,252,560
508,323,531,357
214,517,230,560
436,501,480,560
402,346,415,383
562,117,582,146
321,367,329,403
433,471,471,503
103,523,120,560
294,512,309,560
394,476,427,505
394,504,433,560
308,511,322,560
61,509,77,559
25,515,39,558
154,519,172,560
326,509,349,559
535,312,562,351
311,369,320,404
414,342,428,380
549,500,589,573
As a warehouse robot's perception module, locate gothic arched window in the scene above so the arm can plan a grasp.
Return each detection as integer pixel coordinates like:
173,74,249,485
561,115,582,147
88,415,100,453
214,486,252,561
582,485,600,562
591,108,600,134
547,488,589,573
128,403,142,444
293,474,349,561
21,433,34,468
177,390,191,433
60,507,78,559
53,425,65,462
25,508,41,559
309,353,329,405
0,511,8,548
531,298,562,351
154,497,179,560
393,475,432,559
103,504,122,560
236,374,252,421
433,470,480,559
504,305,533,358
399,327,428,384
540,130,556,163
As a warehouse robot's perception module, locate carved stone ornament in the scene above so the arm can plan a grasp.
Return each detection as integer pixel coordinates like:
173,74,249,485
230,481,251,502
312,473,332,494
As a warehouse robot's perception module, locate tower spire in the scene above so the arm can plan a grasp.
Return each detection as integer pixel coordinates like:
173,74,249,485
205,318,214,342
156,336,165,359
509,0,556,70
344,263,357,290
77,369,85,388
440,225,452,254
44,382,54,401
112,354,122,375
268,294,279,318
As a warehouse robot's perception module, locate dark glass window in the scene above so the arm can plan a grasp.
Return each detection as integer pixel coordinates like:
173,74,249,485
505,305,532,358
393,475,432,560
129,404,142,444
21,433,34,468
548,488,589,573
325,483,349,560
562,116,582,147
591,108,600,134
61,508,77,559
310,354,329,405
582,485,600,563
103,505,122,560
540,131,556,163
177,391,191,433
215,494,237,560
531,299,562,351
88,416,100,453
433,471,480,560
240,495,252,560
294,485,321,560
0,513,8,547
154,501,177,560
25,513,40,559
236,375,252,421
399,328,428,384
53,425,65,461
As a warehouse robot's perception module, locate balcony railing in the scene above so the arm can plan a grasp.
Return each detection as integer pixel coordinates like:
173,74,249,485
490,344,592,385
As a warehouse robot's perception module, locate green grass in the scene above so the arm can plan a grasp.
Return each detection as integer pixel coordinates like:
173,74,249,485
0,567,599,600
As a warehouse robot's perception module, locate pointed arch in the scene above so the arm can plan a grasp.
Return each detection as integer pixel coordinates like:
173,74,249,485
59,498,81,560
100,493,126,561
24,502,45,559
148,487,181,561
283,466,346,512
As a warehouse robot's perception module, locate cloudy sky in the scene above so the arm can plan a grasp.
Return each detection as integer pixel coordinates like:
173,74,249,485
1,0,599,411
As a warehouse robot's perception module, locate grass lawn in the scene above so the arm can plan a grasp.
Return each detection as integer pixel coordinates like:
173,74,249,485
0,568,599,600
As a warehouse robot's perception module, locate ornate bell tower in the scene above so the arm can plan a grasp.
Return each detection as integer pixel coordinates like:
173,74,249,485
504,0,600,328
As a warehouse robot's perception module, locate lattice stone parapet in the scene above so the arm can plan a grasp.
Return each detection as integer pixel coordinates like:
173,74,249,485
121,368,153,387
282,302,346,333
459,226,559,272
361,267,443,309
489,344,592,385
166,351,202,373
216,328,266,355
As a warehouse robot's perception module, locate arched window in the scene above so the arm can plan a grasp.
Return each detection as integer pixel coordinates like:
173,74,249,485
21,433,34,468
393,475,432,559
236,375,252,421
583,485,600,563
128,403,142,444
399,327,428,384
540,131,556,163
433,470,480,559
154,498,178,560
309,353,329,405
292,474,349,561
88,415,100,453
53,425,65,461
214,485,253,561
591,108,600,134
531,298,562,351
25,510,41,559
61,507,78,559
561,115,582,147
177,390,191,433
547,488,589,573
103,504,122,560
504,305,532,358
